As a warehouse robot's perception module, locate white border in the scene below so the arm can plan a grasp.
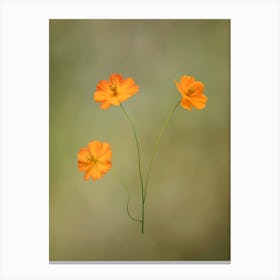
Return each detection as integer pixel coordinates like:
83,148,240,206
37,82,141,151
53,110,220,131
0,0,279,279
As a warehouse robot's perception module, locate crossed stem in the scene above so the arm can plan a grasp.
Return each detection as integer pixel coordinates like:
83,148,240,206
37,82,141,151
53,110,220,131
120,99,180,234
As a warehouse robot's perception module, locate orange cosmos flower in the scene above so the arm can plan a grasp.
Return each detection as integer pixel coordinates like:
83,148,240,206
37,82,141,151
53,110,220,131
77,140,112,181
93,73,139,109
175,75,208,111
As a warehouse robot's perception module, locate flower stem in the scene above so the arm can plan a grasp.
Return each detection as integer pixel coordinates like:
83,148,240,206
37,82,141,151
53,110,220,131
120,104,145,234
127,192,142,222
144,99,180,202
113,171,142,223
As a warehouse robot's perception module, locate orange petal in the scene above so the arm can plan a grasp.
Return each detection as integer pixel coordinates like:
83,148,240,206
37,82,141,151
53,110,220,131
121,77,136,89
95,142,111,159
94,90,110,102
180,76,195,92
181,98,192,111
192,94,208,102
174,80,184,95
84,165,102,181
88,141,103,157
110,74,122,86
96,161,112,173
97,80,110,91
191,95,207,103
190,95,207,109
119,84,139,96
84,174,90,180
78,148,92,162
78,160,92,171
191,81,205,95
84,168,92,180
191,102,206,109
100,101,111,109
116,89,139,103
93,164,106,178
98,149,112,162
191,98,207,109
108,96,121,106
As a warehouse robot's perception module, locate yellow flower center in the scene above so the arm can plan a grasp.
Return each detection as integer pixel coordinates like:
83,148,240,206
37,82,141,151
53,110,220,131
87,155,98,163
110,84,118,95
186,87,195,96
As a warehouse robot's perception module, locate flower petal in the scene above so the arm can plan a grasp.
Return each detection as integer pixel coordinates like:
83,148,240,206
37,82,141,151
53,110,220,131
96,161,112,174
96,80,111,91
174,80,184,95
193,94,208,102
78,161,92,171
108,96,121,105
119,84,139,96
84,169,92,180
191,103,206,110
78,148,92,162
191,101,206,109
116,87,139,103
88,141,112,159
191,81,205,95
96,142,112,159
88,141,103,157
191,96,207,109
84,165,103,181
98,149,112,162
181,98,192,111
180,76,195,92
110,74,122,86
121,77,136,89
100,101,111,109
94,90,110,102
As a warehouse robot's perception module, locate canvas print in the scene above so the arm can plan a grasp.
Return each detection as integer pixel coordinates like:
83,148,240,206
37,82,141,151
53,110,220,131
50,19,230,261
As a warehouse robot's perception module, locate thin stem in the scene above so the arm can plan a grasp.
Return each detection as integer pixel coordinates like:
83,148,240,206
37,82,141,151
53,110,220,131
127,192,142,222
120,104,145,234
113,171,142,223
115,173,142,222
144,99,180,202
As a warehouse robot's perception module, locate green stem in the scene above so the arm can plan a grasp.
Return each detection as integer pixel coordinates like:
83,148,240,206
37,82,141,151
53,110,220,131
120,104,145,234
144,99,180,202
114,171,142,223
127,192,142,222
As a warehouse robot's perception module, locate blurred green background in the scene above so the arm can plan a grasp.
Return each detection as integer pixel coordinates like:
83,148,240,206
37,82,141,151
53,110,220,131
49,20,230,261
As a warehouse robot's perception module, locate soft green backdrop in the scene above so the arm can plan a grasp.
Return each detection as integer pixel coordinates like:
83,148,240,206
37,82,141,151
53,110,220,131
50,20,230,261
